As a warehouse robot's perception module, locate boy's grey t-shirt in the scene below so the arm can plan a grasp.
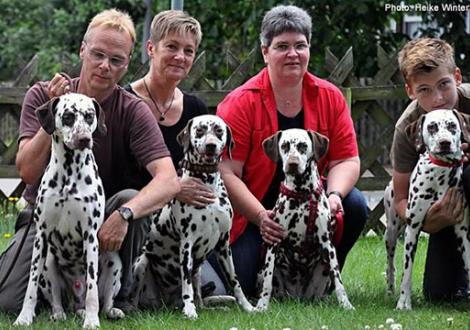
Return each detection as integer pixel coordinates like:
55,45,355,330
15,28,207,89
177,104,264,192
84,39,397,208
391,83,470,173
19,79,170,204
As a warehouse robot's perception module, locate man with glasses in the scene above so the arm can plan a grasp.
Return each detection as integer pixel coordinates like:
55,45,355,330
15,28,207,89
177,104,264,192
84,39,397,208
0,9,180,313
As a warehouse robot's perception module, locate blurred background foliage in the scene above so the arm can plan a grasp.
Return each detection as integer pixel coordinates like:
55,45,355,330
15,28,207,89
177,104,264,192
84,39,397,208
0,0,469,84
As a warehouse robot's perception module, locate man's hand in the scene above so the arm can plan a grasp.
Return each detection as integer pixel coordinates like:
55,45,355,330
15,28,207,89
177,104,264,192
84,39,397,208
98,211,129,252
258,210,284,245
47,73,71,99
423,187,464,233
176,176,216,207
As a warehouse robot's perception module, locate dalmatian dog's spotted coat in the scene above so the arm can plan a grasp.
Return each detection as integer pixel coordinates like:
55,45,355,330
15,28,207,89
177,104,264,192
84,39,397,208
256,128,354,311
14,93,123,329
131,114,254,319
384,109,470,310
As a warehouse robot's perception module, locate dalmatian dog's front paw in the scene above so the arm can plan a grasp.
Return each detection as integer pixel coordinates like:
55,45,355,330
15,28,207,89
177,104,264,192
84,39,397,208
239,300,255,313
107,307,125,319
183,302,198,320
51,311,67,321
13,309,35,326
255,299,269,312
340,299,355,310
76,308,86,319
82,315,100,329
396,295,412,310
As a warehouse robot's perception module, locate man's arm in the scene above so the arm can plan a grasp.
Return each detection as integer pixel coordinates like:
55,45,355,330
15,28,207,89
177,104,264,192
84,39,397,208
326,156,360,214
123,157,180,217
16,131,51,184
220,159,284,245
98,156,180,252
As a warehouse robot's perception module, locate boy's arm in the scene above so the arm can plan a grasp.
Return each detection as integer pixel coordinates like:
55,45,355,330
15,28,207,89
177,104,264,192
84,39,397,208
392,170,410,220
393,170,464,233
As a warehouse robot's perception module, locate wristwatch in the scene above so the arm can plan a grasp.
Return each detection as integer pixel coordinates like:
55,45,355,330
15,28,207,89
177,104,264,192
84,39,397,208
117,206,134,222
327,191,343,201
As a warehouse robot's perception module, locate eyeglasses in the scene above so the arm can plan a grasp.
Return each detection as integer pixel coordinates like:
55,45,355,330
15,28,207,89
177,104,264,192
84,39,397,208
271,42,309,53
84,42,129,69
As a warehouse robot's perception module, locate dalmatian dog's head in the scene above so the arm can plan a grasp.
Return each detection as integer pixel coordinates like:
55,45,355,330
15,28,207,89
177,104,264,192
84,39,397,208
406,109,470,159
36,93,106,150
262,128,329,176
177,114,234,164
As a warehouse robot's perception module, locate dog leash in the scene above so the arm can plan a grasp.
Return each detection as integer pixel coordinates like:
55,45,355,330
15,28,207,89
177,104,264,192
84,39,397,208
0,205,34,290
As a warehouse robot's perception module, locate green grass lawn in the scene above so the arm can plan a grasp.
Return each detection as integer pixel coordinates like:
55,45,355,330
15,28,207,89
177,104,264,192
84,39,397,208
0,225,468,329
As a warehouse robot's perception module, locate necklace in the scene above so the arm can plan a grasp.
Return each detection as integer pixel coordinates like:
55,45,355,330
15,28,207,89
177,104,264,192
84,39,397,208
143,78,175,122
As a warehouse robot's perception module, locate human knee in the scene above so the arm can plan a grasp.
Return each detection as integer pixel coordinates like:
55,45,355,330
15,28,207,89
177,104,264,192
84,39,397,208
110,189,139,205
343,188,368,223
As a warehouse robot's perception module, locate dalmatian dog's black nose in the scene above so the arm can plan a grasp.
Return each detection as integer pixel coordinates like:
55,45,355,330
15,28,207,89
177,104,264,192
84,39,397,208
286,162,299,174
439,140,451,151
77,137,91,150
205,143,217,156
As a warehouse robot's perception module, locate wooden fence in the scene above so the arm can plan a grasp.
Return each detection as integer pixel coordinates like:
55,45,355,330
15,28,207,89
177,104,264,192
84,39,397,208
0,46,410,233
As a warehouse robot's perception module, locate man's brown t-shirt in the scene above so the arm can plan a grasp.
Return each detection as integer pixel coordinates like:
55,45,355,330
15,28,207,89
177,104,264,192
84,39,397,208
19,79,170,203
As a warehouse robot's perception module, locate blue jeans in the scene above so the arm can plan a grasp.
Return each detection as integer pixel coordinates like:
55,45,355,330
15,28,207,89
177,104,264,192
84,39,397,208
208,187,368,297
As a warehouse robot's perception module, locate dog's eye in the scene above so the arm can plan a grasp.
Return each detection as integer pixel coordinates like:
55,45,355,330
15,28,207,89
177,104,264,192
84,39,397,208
297,142,308,154
427,122,438,135
214,126,224,138
62,112,75,127
281,141,290,152
195,127,206,137
447,121,457,133
84,113,94,125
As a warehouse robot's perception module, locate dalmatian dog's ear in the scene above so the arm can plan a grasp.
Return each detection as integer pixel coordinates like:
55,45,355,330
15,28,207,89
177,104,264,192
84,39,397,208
405,115,426,154
307,130,329,161
452,109,470,144
224,124,235,160
262,131,282,163
92,98,107,137
177,118,193,153
35,97,60,135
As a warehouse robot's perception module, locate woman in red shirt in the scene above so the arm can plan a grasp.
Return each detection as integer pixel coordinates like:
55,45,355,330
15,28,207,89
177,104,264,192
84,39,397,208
215,5,368,296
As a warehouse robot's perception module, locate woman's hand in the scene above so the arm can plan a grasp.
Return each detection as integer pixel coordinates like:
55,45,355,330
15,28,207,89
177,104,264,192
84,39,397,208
258,210,284,245
176,176,216,207
328,193,343,216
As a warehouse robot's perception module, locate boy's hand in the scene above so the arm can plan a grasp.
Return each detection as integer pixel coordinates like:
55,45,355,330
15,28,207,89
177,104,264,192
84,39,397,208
462,142,470,163
423,187,464,233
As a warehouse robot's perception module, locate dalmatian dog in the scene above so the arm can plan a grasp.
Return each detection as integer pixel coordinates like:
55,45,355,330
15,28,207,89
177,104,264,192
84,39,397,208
131,114,254,319
384,109,470,310
14,93,123,329
256,128,354,311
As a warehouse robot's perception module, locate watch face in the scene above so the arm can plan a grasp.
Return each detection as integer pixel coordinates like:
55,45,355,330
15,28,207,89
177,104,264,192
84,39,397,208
119,207,133,221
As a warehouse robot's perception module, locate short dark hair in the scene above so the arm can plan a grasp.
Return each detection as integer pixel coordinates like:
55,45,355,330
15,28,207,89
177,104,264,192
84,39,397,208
260,5,312,47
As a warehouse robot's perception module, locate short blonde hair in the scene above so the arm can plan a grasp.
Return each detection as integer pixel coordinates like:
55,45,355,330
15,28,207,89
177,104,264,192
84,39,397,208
398,38,455,82
150,10,202,48
83,9,136,46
